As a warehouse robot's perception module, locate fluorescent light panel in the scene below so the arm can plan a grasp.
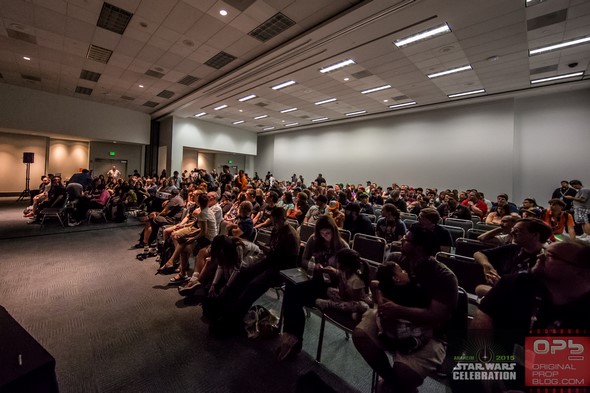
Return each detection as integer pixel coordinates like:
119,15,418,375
254,115,268,119
238,94,256,102
448,89,485,98
263,127,275,131
428,65,472,79
389,101,416,109
280,107,297,113
394,23,451,47
194,112,206,117
271,80,296,90
361,85,392,94
214,104,228,110
285,122,299,127
529,36,590,56
312,117,329,122
233,120,245,124
314,98,337,105
530,72,584,84
319,59,355,73
346,110,367,116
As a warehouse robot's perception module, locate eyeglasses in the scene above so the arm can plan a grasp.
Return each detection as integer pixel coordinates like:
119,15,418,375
537,247,583,268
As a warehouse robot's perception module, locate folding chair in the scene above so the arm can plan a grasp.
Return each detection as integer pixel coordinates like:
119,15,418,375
338,228,352,245
373,208,382,221
402,218,417,228
87,197,111,224
298,223,316,244
439,225,465,247
466,228,487,240
400,212,417,221
455,238,494,258
435,252,485,296
286,218,299,229
352,233,387,263
39,195,69,227
443,218,473,234
361,213,376,223
256,228,272,248
475,222,500,232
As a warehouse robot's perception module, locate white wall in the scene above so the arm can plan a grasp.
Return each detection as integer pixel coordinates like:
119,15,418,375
170,117,257,175
48,139,89,179
513,89,590,204
271,99,515,200
0,132,48,193
261,88,590,204
90,141,144,177
0,84,150,144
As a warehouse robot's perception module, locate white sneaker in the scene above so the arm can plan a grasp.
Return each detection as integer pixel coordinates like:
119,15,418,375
579,233,589,239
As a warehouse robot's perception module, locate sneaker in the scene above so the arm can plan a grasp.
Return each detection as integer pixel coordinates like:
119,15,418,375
133,242,145,249
178,280,202,296
276,333,300,361
67,221,81,227
579,233,589,239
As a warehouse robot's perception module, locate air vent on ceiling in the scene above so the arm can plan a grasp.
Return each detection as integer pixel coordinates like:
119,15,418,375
249,12,295,42
530,64,559,75
80,69,101,82
121,95,135,100
177,75,200,86
205,52,237,69
21,74,41,82
157,90,175,99
75,86,93,95
7,29,37,44
96,2,133,35
352,70,373,79
255,102,269,107
223,0,255,12
87,44,113,64
527,9,567,31
143,101,159,107
145,69,165,79
393,95,409,101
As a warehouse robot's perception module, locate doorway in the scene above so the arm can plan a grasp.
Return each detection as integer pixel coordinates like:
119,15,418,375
93,159,128,179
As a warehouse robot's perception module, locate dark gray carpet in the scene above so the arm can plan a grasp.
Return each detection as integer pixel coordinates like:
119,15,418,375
0,200,447,393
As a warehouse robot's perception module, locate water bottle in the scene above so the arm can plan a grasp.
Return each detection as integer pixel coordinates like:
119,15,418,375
307,256,316,278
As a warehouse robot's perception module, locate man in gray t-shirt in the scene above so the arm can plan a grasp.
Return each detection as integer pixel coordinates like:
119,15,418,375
566,180,590,239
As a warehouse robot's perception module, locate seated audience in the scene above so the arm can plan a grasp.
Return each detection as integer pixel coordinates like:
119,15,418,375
134,188,184,250
343,202,375,237
477,215,518,246
461,191,487,219
412,208,452,253
542,198,576,240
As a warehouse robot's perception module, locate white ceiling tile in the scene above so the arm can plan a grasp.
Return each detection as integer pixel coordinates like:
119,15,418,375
161,69,185,83
134,0,176,25
154,52,184,70
66,3,98,25
181,0,216,13
108,53,134,69
123,26,152,43
36,30,64,51
64,17,95,42
231,12,259,34
92,28,122,50
34,6,66,35
63,37,87,57
243,0,276,23
207,25,243,51
185,13,225,43
162,1,204,34
128,58,151,73
168,39,196,57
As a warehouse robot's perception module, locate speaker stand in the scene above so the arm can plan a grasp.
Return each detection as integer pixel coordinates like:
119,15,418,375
17,163,31,202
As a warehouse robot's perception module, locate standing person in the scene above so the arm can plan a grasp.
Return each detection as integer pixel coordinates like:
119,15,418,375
315,173,326,185
566,180,590,240
107,165,121,180
352,226,458,393
551,180,577,211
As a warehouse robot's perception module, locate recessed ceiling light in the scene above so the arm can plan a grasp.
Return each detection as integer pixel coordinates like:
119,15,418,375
271,80,296,90
239,109,243,112
238,94,256,102
314,98,337,105
346,110,367,116
214,104,228,110
254,115,268,120
427,65,472,79
319,59,355,74
448,89,485,98
139,84,144,88
530,72,584,84
233,120,244,125
361,85,392,94
394,23,451,47
312,117,329,122
263,127,275,131
194,112,206,117
219,10,228,16
23,56,31,61
529,36,590,56
112,141,117,144
280,107,297,113
389,101,417,109
285,122,299,127
383,99,389,103
344,78,350,81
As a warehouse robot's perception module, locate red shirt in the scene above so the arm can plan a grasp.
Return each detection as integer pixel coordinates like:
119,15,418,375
461,199,488,218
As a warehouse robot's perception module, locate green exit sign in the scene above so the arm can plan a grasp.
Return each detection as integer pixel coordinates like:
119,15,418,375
228,160,232,164
109,151,116,156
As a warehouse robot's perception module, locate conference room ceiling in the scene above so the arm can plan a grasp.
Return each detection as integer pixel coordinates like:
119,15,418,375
1,0,589,134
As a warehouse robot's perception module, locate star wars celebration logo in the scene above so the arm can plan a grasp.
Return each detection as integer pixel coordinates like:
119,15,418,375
452,342,517,382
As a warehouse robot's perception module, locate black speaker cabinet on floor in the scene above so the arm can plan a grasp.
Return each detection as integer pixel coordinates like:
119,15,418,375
23,152,35,164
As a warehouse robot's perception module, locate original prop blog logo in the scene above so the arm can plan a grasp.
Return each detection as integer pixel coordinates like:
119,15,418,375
452,345,517,382
525,336,590,387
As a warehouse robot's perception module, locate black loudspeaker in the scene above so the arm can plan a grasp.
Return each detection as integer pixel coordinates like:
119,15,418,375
23,152,35,164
